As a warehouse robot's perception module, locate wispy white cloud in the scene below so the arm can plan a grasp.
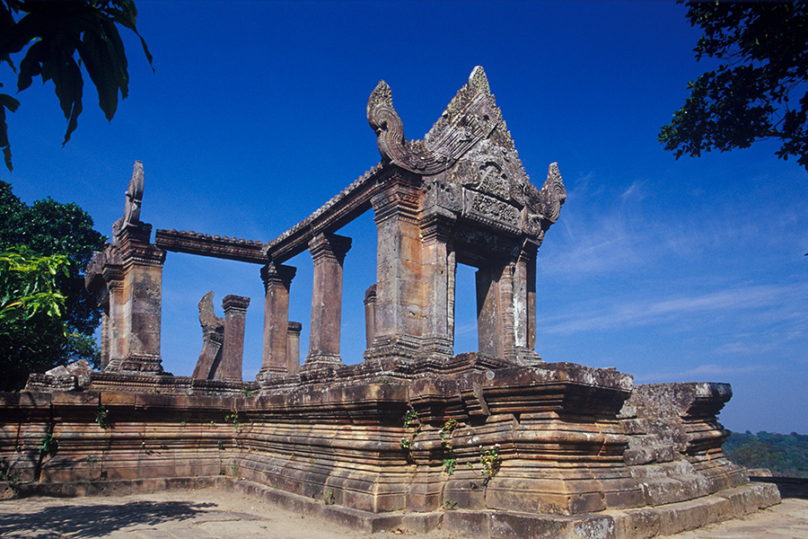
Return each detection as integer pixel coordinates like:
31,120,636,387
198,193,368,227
538,171,808,280
455,322,477,336
620,180,647,202
635,362,775,383
713,330,806,356
540,283,808,335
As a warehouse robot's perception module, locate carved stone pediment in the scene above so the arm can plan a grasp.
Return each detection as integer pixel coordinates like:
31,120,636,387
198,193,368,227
368,66,565,240
368,66,501,176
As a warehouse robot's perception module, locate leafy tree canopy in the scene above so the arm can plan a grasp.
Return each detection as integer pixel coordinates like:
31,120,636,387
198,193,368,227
660,2,808,170
0,0,152,171
725,430,808,478
0,180,105,390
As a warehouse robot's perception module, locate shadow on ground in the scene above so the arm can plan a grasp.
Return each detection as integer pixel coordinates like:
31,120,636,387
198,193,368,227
0,500,217,538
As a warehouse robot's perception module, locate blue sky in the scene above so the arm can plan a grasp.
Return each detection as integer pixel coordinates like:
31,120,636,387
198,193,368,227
3,1,806,434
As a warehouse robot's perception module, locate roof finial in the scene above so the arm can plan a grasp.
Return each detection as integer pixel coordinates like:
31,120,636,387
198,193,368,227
469,66,490,96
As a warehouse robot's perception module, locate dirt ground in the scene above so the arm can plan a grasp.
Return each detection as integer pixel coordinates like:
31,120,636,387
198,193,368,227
1,487,806,538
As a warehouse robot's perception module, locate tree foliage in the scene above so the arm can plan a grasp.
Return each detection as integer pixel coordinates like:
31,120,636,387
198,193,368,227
0,181,105,390
0,248,72,387
0,0,152,171
0,247,68,331
660,2,808,170
725,430,808,478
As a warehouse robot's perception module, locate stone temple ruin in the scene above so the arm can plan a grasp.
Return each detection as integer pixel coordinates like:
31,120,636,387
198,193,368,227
0,67,779,538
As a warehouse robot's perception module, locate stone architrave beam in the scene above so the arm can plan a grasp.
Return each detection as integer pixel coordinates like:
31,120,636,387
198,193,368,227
155,229,267,264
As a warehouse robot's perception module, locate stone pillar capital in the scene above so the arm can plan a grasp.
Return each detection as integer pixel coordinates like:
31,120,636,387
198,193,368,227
261,263,297,291
102,265,125,289
223,294,251,313
116,225,167,268
113,219,152,245
420,210,456,242
519,238,540,259
371,173,422,224
308,233,352,264
364,284,377,306
287,321,302,336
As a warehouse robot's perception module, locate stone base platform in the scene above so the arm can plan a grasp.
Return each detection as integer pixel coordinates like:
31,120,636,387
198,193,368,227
1,358,781,538
4,476,780,539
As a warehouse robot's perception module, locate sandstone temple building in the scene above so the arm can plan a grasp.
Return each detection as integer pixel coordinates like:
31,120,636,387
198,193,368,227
0,67,779,539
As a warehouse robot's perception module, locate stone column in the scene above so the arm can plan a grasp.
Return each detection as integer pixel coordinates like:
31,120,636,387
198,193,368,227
109,225,166,373
305,233,352,366
363,284,377,350
219,295,250,381
365,174,425,361
419,212,455,359
286,321,302,375
102,263,125,371
475,263,516,360
192,327,224,380
447,250,457,349
99,309,110,371
512,242,541,363
258,263,296,379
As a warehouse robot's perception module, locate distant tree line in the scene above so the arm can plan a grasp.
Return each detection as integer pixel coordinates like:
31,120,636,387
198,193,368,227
724,431,808,478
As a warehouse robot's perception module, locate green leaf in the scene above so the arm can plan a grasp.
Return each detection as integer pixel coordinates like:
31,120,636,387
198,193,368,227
17,39,47,93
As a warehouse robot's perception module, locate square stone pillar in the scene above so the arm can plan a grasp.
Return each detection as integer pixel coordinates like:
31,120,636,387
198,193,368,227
305,233,352,367
512,242,541,363
258,263,296,379
476,263,516,360
419,212,455,359
286,321,302,375
102,263,125,370
219,295,250,381
107,224,166,373
365,175,425,361
447,250,456,349
476,255,541,365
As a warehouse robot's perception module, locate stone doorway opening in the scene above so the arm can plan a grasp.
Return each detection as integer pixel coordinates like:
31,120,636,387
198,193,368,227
453,263,478,355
